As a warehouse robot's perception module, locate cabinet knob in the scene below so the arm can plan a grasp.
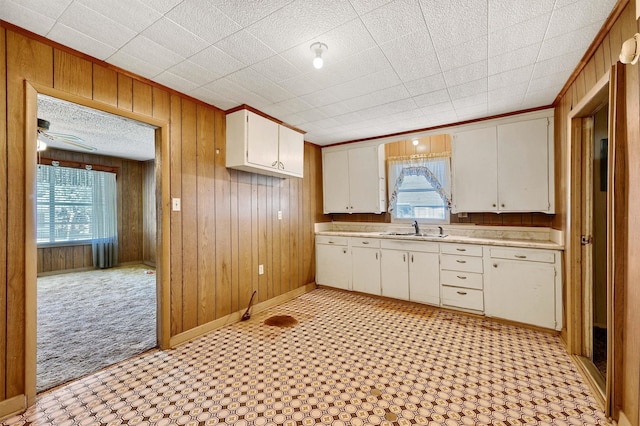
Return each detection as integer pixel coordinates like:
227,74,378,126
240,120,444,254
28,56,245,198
492,203,496,207
493,263,498,268
501,203,505,208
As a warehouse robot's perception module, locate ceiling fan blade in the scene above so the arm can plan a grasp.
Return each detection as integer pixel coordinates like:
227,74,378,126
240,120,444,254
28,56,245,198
42,131,97,152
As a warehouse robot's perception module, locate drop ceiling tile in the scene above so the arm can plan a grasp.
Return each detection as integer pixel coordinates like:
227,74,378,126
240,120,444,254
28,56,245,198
360,0,427,44
201,78,272,109
324,68,401,102
488,43,540,75
277,75,323,97
488,14,550,57
188,45,244,76
107,50,165,79
309,116,343,130
295,108,329,123
137,0,183,14
456,103,488,120
247,0,357,52
528,70,570,93
413,88,450,107
251,55,300,83
443,61,487,88
342,84,411,112
47,23,117,60
153,70,201,94
448,79,487,102
524,85,562,106
141,17,209,58
167,60,222,87
488,65,533,90
191,87,238,110
532,50,583,79
349,0,393,15
538,22,601,61
165,0,241,44
215,30,277,66
452,91,487,109
1,1,56,36
404,72,446,96
211,0,294,27
55,1,137,49
226,68,294,104
308,47,391,88
359,98,418,121
318,101,360,119
421,0,488,50
438,37,487,71
488,0,554,30
76,0,162,33
114,35,186,75
300,91,341,108
488,83,528,104
271,97,314,116
546,0,617,39
279,112,307,126
317,18,378,62
380,31,441,82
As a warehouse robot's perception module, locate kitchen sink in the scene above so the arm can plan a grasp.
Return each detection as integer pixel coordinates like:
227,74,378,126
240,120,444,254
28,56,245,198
379,232,416,236
380,232,448,238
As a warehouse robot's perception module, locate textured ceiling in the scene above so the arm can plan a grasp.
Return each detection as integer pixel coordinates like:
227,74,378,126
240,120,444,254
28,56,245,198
37,95,157,161
3,0,618,147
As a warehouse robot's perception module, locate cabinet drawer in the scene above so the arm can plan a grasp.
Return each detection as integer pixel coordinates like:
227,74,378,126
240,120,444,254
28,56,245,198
489,247,555,263
316,235,348,246
351,237,380,248
440,254,483,273
441,286,484,311
440,244,483,257
440,270,483,290
380,239,439,253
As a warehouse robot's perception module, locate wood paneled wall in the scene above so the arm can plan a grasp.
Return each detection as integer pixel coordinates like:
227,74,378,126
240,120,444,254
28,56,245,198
553,2,640,423
142,160,156,266
329,134,554,227
36,149,148,274
0,24,324,409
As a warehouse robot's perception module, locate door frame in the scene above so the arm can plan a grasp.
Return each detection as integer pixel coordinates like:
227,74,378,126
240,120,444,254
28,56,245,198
565,65,625,418
24,82,172,404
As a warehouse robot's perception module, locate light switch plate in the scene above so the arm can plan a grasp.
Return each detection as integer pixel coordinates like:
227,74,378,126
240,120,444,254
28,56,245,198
172,198,181,211
277,210,282,220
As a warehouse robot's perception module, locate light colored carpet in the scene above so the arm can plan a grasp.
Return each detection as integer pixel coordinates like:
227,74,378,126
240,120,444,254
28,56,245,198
37,264,157,392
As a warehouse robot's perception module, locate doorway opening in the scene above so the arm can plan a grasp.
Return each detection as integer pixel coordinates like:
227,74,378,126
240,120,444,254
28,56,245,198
33,93,161,392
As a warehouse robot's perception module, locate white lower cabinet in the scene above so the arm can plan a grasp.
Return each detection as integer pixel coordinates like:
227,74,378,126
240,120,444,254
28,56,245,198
484,247,562,330
380,240,439,304
439,243,484,313
351,238,381,295
315,236,351,290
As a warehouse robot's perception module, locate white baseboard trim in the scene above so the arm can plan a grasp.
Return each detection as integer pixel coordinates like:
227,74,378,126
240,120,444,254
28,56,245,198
0,394,26,422
169,283,317,347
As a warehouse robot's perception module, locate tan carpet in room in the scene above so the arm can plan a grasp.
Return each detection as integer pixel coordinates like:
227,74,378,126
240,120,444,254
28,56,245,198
36,264,156,392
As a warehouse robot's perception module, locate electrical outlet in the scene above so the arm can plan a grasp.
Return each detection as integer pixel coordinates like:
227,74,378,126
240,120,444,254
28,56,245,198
258,264,264,275
172,198,181,211
277,210,282,220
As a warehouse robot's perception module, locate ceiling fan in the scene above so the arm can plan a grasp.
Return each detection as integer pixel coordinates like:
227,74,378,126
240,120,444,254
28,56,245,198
37,118,97,152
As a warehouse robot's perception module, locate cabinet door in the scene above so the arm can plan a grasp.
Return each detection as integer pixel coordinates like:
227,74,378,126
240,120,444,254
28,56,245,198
352,247,381,295
316,244,351,290
497,118,550,211
322,150,350,213
278,125,304,177
408,251,440,305
348,146,384,213
380,250,409,300
246,110,279,169
451,127,498,212
486,260,556,329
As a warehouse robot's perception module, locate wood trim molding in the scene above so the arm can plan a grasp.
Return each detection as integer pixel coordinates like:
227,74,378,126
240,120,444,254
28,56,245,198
37,156,120,174
169,283,317,347
0,395,26,422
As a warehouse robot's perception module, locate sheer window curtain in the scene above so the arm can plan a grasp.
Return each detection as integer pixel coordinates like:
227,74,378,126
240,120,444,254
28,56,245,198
92,171,118,268
388,154,452,212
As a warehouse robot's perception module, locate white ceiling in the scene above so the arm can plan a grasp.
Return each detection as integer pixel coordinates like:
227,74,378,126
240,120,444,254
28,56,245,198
2,0,618,146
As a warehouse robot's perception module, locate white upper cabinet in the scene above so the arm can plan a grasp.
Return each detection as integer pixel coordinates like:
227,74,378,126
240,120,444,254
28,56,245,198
451,115,554,213
322,145,386,214
226,108,304,178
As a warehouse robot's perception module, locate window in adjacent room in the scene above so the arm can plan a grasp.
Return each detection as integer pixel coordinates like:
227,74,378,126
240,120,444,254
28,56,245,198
388,154,451,223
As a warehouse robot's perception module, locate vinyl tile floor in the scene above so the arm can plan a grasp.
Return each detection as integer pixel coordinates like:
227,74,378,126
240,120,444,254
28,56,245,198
2,288,610,425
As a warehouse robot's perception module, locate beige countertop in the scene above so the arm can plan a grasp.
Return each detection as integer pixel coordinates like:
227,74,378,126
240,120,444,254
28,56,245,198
315,223,564,250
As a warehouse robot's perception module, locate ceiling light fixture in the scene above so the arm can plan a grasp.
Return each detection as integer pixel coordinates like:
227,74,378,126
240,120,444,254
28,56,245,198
620,33,640,64
310,42,328,69
412,139,419,146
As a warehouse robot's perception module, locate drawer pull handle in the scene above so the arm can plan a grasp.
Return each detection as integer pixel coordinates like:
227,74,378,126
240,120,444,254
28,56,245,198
456,260,466,264
376,252,378,260
456,248,466,252
411,254,414,262
456,275,467,279
362,241,370,245
403,254,406,262
328,241,334,244
457,291,467,295
515,255,527,259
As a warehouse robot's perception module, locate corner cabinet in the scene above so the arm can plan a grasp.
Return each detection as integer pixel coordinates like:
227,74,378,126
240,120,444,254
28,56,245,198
226,108,304,178
322,145,386,214
451,116,554,213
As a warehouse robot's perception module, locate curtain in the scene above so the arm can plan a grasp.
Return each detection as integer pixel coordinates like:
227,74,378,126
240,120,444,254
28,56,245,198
92,171,118,268
388,154,451,212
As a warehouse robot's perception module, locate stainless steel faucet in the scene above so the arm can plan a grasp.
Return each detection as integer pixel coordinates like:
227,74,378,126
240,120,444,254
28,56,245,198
438,226,443,236
412,220,420,235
